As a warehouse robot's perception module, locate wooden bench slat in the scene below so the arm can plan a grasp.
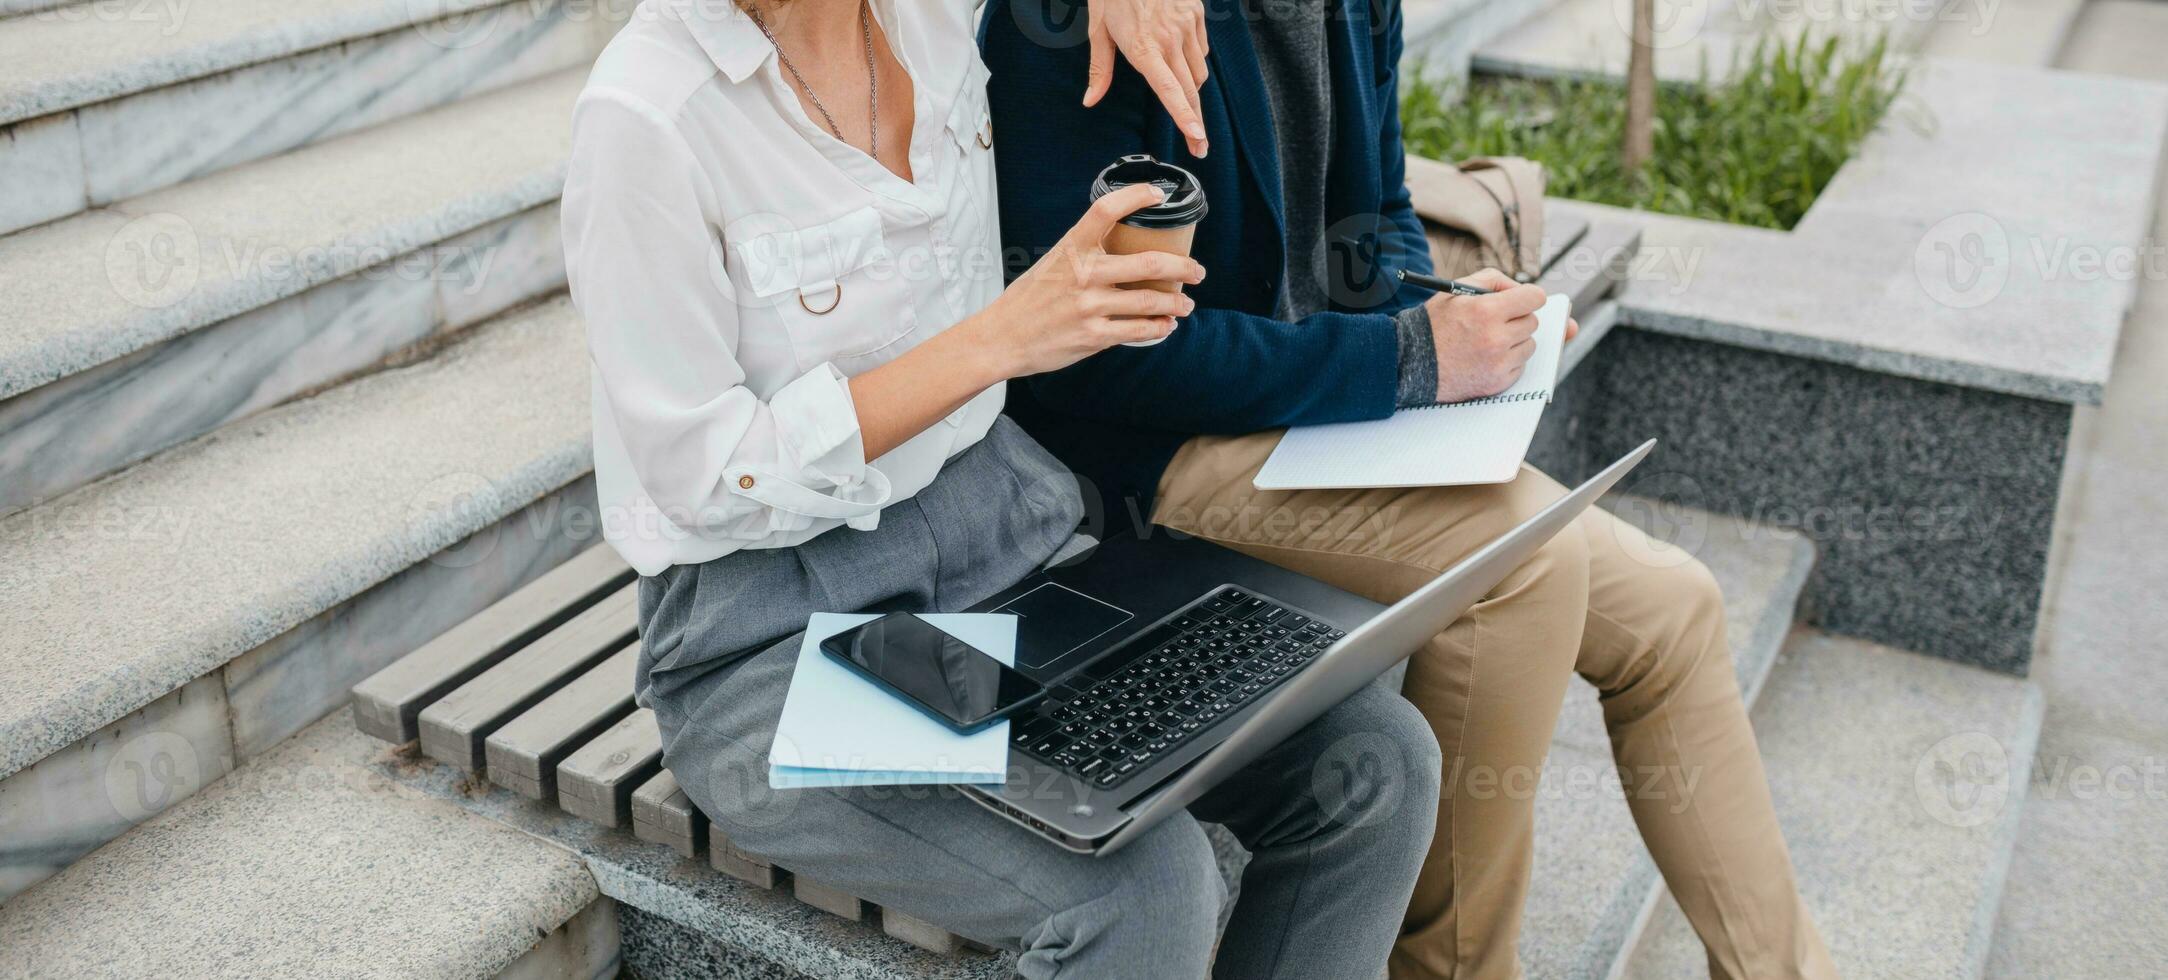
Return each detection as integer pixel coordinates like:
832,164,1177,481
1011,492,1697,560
882,908,971,956
416,584,640,771
711,829,783,889
484,643,642,799
557,707,663,828
631,770,707,860
352,544,633,744
793,877,867,922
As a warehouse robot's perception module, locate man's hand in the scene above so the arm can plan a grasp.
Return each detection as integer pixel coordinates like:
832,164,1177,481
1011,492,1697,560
1085,0,1210,158
1426,268,1551,403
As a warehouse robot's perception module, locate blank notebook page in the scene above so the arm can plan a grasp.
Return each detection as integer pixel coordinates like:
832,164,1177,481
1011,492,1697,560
1254,294,1571,490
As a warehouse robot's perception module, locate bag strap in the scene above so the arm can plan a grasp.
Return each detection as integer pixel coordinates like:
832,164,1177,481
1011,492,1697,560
1405,155,1548,280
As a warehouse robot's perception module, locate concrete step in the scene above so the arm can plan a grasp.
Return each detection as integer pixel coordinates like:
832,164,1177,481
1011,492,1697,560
1472,0,1943,86
1618,632,2046,979
1515,501,1815,979
0,295,590,793
0,0,618,236
0,0,599,125
1400,0,1559,82
0,0,73,19
0,715,617,979
0,69,582,516
1919,0,2088,68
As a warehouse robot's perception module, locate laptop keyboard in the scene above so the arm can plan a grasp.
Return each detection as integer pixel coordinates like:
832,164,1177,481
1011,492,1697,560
1010,587,1347,792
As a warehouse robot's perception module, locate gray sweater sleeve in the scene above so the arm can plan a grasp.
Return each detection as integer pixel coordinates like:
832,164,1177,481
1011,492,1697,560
1393,303,1439,409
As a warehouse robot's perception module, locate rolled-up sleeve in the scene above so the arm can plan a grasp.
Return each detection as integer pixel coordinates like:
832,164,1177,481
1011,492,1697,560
563,92,891,540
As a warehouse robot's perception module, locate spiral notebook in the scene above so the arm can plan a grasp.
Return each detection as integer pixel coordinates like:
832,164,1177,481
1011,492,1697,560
1255,294,1572,490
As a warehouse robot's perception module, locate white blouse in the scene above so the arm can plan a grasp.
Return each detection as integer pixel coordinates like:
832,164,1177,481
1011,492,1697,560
564,0,1008,576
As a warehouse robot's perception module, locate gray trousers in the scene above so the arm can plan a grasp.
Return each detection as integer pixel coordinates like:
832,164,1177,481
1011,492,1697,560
639,419,1443,978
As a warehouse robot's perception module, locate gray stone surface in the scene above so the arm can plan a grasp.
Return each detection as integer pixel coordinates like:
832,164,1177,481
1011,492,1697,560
499,899,624,980
0,673,234,903
2050,0,2168,81
621,905,815,980
0,0,74,17
74,0,617,212
1919,0,2087,67
1548,327,2069,672
1551,57,2168,406
1516,503,1814,979
0,0,534,124
0,68,580,402
1619,632,2045,980
0,478,600,904
1402,0,1553,84
1987,18,2168,972
0,297,591,783
0,111,82,234
370,752,1021,980
227,477,602,762
0,203,565,518
1475,0,1946,85
0,716,598,979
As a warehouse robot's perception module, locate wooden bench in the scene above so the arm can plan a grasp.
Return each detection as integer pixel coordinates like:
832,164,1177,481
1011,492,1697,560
349,207,1642,966
350,543,999,959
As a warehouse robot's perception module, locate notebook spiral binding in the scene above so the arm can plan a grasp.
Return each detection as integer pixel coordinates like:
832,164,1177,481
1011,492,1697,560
1421,390,1548,410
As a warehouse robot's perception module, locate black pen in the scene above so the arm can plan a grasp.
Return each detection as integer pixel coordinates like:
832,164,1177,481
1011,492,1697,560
1397,269,1494,296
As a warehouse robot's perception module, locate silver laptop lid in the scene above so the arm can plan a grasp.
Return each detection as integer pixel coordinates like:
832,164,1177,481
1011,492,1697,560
1101,441,1656,855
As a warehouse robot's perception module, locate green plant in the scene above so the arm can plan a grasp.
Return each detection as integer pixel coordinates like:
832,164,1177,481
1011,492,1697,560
1402,31,1912,230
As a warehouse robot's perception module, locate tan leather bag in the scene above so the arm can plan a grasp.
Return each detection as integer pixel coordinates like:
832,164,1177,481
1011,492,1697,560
1403,154,1546,282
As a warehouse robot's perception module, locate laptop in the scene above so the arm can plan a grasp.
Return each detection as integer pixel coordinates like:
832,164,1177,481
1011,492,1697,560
959,441,1656,855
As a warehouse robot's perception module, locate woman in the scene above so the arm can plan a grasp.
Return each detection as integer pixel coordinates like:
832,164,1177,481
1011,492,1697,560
561,1,1444,976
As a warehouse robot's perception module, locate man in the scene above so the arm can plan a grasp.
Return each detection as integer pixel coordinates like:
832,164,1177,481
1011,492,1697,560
981,1,1836,976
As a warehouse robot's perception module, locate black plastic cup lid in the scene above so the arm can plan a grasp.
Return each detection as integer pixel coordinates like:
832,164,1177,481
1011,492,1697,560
1090,154,1209,229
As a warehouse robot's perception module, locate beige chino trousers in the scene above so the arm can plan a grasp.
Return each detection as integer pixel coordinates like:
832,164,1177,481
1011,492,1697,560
1152,431,1836,980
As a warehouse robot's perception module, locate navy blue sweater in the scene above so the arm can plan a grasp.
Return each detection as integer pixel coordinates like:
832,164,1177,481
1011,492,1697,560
978,0,1435,518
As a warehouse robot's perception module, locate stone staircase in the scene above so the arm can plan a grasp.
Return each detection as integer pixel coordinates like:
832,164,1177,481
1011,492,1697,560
0,1,2055,978
0,0,624,974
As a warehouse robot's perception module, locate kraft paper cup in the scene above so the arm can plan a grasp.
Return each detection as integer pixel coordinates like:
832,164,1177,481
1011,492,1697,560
1090,154,1208,347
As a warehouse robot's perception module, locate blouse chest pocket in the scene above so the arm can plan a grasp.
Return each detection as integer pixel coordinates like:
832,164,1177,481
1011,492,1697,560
728,206,920,368
942,62,997,246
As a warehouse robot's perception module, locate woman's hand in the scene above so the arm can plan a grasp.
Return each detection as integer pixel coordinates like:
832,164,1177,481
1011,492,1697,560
1085,0,1211,158
964,182,1206,378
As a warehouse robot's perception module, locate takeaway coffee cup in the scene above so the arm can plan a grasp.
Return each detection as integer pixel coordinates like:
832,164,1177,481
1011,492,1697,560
1090,154,1209,346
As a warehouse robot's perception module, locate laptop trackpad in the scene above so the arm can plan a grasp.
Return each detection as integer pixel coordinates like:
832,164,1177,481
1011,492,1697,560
994,583,1133,671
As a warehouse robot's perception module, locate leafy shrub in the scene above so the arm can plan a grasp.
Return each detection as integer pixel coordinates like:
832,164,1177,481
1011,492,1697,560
1401,32,1912,230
